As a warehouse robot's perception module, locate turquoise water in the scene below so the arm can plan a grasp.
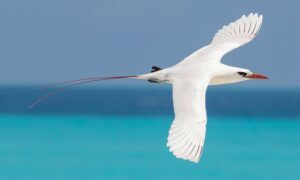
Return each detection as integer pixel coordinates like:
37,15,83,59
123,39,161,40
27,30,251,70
0,114,299,180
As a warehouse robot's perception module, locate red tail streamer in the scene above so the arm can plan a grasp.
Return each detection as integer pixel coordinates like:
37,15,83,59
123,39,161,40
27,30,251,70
28,75,137,109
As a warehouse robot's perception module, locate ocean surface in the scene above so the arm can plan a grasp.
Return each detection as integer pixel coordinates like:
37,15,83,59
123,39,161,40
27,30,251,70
1,86,300,116
0,87,299,179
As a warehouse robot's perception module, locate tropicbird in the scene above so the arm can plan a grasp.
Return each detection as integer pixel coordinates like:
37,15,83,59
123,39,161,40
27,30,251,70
29,13,268,163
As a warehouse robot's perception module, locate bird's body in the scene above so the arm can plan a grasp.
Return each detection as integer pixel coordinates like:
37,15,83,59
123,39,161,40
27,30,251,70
30,13,268,163
133,13,267,162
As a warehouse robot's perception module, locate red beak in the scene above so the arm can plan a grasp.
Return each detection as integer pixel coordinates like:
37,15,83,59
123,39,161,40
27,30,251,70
246,73,269,79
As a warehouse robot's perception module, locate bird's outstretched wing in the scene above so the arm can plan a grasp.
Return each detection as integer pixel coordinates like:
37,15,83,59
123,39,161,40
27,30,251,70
167,80,208,163
179,13,263,65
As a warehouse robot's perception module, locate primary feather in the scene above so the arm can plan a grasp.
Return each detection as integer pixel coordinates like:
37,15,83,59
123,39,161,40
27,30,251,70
167,80,208,163
179,13,263,65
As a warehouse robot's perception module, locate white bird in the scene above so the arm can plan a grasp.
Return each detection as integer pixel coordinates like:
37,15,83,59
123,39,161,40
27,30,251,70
29,13,268,163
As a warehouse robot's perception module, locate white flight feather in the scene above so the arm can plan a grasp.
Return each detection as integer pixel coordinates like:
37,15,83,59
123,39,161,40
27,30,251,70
178,13,263,65
166,80,208,163
164,13,263,163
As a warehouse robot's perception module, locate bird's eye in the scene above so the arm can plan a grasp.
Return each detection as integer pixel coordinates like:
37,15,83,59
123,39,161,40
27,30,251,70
237,72,247,77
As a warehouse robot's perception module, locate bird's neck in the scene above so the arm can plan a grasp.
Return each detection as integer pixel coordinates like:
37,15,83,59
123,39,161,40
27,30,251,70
209,64,246,85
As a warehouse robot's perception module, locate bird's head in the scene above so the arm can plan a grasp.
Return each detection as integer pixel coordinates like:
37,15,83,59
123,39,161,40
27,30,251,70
236,69,268,81
210,67,268,85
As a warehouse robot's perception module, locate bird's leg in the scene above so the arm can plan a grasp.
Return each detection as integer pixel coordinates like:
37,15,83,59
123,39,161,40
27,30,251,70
148,78,162,83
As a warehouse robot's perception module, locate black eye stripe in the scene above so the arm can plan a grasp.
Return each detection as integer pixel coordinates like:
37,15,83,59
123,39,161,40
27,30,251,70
238,72,247,77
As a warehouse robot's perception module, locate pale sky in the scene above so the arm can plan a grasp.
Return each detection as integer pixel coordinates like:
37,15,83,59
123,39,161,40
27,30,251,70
0,0,299,88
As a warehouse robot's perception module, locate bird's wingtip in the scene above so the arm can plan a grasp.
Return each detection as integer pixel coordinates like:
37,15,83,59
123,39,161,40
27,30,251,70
247,12,263,17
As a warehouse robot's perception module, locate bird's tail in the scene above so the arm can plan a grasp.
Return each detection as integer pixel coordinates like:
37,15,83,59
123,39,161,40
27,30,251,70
28,75,143,109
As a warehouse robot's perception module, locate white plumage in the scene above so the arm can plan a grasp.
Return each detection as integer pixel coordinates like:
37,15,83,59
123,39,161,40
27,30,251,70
167,80,208,162
180,13,263,65
137,13,266,163
29,13,267,163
